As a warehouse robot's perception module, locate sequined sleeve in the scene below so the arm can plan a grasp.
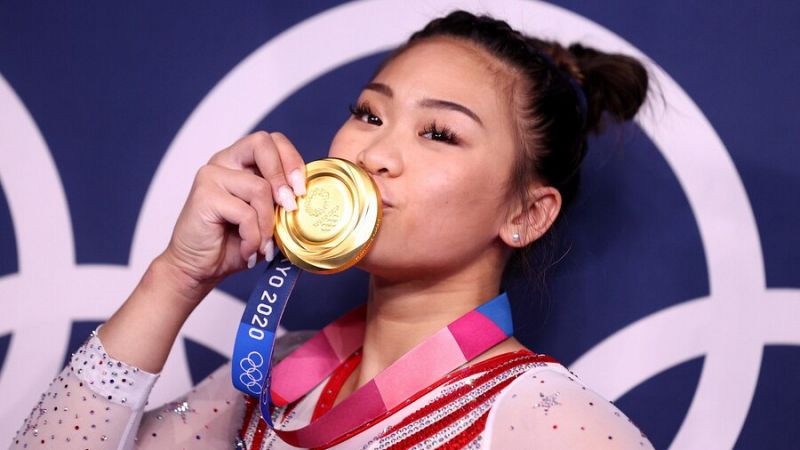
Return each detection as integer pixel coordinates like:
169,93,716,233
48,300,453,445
131,362,246,449
485,365,655,449
11,325,319,450
132,329,316,449
11,326,160,449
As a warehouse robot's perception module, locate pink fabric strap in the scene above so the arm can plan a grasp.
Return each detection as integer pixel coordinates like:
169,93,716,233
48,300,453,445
268,293,513,448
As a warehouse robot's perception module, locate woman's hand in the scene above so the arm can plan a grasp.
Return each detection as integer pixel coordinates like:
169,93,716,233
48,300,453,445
96,132,306,372
158,131,307,303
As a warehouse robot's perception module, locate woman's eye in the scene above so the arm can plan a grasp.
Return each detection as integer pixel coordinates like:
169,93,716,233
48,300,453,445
348,103,383,126
419,122,459,145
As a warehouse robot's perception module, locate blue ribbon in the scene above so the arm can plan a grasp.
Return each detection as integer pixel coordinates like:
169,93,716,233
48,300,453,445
231,252,301,426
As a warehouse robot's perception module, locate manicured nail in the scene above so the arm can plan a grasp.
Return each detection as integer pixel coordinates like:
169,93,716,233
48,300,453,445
247,252,257,269
277,185,297,211
288,169,306,197
263,240,275,262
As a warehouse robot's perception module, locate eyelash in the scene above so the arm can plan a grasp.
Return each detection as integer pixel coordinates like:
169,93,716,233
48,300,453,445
348,102,382,125
348,101,460,145
419,121,459,145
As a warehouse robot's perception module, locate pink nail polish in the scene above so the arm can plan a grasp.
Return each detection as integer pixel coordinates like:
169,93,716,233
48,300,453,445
263,240,275,262
288,169,306,197
277,185,297,211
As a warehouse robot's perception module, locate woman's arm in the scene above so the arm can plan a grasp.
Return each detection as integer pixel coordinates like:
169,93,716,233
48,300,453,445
11,325,159,449
11,321,247,450
97,254,211,374
10,254,199,449
99,132,307,374
11,324,316,450
11,131,308,449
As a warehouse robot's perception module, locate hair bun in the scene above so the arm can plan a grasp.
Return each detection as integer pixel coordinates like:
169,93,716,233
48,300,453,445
565,43,649,133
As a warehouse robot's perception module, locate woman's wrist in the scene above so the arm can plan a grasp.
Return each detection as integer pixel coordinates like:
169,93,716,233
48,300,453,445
148,251,220,308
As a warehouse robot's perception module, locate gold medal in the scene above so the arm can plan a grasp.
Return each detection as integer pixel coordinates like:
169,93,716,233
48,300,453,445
274,158,382,274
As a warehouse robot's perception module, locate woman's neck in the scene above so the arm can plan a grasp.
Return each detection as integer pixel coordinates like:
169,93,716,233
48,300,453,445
329,247,527,408
353,255,505,392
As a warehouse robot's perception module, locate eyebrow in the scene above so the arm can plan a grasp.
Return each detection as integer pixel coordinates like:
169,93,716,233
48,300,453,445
363,82,484,127
365,82,393,97
419,98,484,127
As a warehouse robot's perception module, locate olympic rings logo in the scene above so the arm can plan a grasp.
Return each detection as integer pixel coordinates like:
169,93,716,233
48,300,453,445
238,351,266,395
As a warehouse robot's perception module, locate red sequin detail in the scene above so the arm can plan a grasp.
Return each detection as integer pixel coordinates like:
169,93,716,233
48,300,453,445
439,410,490,450
327,351,556,449
384,353,538,433
381,353,544,449
237,395,256,441
385,368,528,448
250,417,268,450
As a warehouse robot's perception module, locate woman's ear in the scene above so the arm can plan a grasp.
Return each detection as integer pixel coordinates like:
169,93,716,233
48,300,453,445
500,185,562,248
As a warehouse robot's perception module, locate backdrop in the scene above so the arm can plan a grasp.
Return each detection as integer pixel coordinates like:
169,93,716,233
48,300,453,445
1,1,798,449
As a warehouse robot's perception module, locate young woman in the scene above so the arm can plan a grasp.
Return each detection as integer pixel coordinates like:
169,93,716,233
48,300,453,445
13,11,653,449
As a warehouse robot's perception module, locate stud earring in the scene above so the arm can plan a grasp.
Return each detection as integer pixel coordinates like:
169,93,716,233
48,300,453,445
511,232,521,243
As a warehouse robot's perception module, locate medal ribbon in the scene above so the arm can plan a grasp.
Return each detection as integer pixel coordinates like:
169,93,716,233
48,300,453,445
232,253,514,448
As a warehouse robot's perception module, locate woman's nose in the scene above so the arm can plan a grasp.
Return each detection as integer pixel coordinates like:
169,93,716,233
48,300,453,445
356,141,403,178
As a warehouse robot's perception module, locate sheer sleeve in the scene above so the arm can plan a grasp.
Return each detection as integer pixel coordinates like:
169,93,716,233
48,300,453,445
11,326,160,449
133,329,316,449
11,325,318,450
132,362,245,449
135,329,316,449
485,365,654,449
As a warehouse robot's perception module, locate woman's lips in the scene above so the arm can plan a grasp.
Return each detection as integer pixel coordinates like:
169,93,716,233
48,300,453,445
375,184,393,208
368,176,392,209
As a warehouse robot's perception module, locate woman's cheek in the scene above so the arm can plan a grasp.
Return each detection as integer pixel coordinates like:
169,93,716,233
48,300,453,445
327,126,362,160
417,167,461,200
327,139,356,160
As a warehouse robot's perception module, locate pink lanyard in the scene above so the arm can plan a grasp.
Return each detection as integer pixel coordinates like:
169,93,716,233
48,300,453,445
267,293,514,448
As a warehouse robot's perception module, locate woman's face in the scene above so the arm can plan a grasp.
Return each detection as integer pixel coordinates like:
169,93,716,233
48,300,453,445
329,38,519,279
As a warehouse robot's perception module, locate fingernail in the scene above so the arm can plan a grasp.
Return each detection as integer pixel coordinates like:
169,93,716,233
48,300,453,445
263,240,275,262
288,169,306,197
247,252,257,269
277,185,297,211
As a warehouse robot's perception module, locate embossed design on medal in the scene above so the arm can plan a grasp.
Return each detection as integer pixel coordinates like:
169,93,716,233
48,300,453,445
238,351,265,395
302,185,343,236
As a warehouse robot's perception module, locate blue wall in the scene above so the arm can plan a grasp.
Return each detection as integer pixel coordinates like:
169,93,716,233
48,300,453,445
1,1,797,448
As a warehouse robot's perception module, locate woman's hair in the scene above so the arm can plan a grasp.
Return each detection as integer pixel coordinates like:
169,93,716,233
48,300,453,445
385,10,649,274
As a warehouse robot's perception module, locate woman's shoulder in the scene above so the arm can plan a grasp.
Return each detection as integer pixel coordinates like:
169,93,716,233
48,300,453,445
484,360,654,449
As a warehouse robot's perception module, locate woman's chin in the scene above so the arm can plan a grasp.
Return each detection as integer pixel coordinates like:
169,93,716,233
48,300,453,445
354,248,411,280
353,249,389,275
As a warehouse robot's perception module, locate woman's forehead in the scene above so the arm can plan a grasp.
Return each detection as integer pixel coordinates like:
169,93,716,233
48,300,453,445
370,38,517,119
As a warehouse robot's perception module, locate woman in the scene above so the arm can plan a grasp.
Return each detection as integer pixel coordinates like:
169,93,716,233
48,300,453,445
13,11,653,449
